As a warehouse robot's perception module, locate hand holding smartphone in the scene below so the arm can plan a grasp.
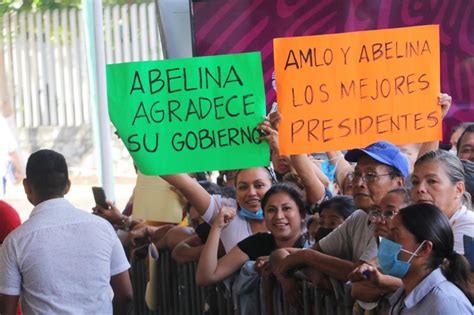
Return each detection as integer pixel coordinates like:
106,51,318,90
92,186,109,209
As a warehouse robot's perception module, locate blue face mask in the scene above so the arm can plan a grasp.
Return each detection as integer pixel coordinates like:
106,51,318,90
377,238,425,278
238,207,264,220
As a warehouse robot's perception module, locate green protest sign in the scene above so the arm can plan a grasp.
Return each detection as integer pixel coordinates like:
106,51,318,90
107,52,269,175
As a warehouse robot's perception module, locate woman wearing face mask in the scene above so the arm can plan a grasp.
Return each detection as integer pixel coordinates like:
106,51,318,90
196,183,307,286
161,167,274,253
312,195,355,243
411,150,474,254
380,204,473,314
349,188,412,308
370,188,412,240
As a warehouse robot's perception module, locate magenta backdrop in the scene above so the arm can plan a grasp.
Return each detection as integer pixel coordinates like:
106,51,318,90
192,0,474,142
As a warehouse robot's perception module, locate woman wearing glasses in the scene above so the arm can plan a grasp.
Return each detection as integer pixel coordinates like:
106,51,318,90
369,188,412,240
349,188,412,308
351,150,474,306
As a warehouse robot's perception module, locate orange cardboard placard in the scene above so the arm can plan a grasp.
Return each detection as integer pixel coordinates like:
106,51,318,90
274,25,441,155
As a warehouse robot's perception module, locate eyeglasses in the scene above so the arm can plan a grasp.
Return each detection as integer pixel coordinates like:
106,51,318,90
352,172,393,183
368,209,397,222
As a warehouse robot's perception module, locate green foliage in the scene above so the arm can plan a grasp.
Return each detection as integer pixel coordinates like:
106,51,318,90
0,0,80,15
0,0,153,15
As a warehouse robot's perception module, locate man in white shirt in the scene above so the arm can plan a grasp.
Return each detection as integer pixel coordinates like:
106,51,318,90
0,149,133,315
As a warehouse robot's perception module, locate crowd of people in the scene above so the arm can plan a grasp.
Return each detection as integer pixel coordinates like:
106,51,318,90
1,93,474,314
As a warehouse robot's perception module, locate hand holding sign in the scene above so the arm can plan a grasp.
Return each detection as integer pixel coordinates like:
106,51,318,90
107,52,269,175
258,119,280,154
438,93,452,118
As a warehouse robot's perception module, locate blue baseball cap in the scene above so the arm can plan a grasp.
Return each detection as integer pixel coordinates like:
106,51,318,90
345,141,409,178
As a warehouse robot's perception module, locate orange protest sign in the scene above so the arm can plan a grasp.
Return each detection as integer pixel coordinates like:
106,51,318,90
274,25,441,155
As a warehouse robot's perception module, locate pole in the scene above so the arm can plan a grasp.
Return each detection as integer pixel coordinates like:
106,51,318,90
82,0,115,201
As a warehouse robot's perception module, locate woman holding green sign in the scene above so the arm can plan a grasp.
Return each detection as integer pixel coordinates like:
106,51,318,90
161,116,327,254
161,166,275,254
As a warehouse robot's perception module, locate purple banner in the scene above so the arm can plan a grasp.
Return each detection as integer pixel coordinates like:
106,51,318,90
192,0,473,142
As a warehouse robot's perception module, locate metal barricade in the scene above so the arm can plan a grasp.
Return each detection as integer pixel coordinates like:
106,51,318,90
133,249,387,314
272,279,339,315
130,257,157,315
177,261,209,315
157,249,179,315
153,250,227,315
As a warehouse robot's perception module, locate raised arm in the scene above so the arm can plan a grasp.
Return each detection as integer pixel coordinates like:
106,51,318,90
161,174,211,216
195,207,248,286
309,157,330,187
290,154,325,204
326,151,353,190
418,93,452,158
258,118,282,156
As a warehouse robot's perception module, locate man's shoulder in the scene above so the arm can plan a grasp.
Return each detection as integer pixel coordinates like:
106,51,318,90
65,208,115,232
346,209,369,223
343,209,372,242
42,203,110,226
9,204,113,242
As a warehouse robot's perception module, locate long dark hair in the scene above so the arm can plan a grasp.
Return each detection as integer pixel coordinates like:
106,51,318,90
261,182,306,217
398,204,474,303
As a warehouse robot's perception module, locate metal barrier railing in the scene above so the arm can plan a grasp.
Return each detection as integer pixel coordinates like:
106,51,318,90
130,249,385,315
130,257,157,315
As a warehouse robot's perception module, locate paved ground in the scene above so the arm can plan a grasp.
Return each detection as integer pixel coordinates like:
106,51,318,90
3,177,136,222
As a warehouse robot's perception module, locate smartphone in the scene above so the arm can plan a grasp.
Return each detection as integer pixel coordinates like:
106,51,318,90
92,186,108,209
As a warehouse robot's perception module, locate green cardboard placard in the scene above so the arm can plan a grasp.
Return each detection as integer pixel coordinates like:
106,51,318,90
107,52,269,175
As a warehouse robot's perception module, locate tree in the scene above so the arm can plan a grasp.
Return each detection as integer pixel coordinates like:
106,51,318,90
0,0,151,15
